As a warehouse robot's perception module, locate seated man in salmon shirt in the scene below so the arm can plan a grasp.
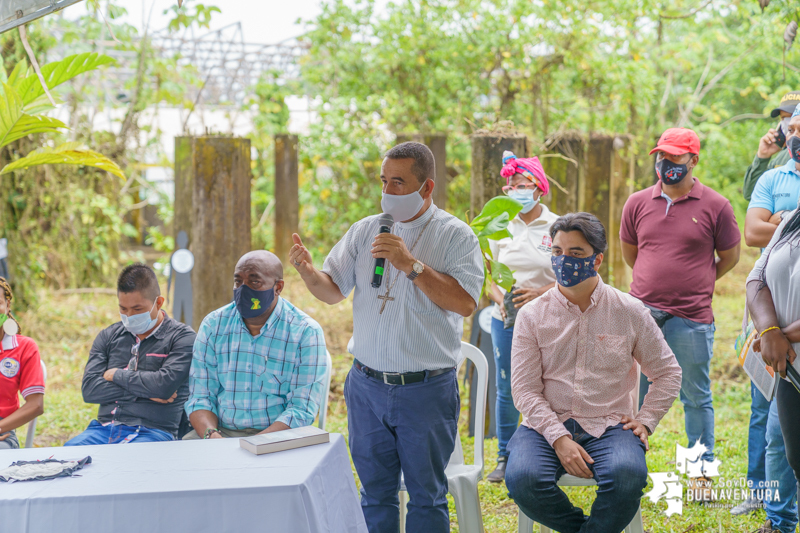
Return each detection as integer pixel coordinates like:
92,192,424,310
505,212,682,533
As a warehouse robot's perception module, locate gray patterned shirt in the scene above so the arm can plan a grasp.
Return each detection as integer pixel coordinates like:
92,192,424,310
322,204,483,372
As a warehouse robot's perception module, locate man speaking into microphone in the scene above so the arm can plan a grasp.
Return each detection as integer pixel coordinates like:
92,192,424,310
290,142,483,532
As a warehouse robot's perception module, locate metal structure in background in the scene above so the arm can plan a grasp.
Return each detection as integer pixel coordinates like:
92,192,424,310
99,22,307,108
0,0,83,35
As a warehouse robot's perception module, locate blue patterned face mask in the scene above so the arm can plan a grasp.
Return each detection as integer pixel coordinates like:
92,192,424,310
551,253,598,287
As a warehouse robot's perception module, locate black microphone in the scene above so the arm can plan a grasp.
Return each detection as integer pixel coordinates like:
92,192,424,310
371,213,394,288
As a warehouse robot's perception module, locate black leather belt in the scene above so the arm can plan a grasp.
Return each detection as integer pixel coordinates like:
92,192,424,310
354,359,453,385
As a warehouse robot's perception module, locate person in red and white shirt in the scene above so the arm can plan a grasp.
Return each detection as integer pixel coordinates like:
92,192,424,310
505,213,681,533
0,277,44,450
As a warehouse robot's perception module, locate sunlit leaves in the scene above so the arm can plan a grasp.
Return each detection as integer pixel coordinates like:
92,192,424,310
0,143,125,179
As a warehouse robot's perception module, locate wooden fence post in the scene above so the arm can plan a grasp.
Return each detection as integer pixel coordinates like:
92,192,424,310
541,132,633,289
470,133,527,219
395,134,448,211
174,137,194,247
274,134,299,264
467,132,526,440
608,136,635,290
173,136,252,330
541,133,583,217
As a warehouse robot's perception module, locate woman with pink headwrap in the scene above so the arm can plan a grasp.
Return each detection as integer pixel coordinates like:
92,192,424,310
486,150,559,483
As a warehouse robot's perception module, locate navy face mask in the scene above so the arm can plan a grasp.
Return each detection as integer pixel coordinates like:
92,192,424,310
655,157,689,185
788,136,800,163
234,282,277,319
551,253,598,287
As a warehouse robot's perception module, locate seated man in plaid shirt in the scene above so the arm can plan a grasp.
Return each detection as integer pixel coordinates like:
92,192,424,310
184,251,328,440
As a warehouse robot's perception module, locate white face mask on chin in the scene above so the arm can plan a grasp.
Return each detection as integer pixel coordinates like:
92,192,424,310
380,181,427,222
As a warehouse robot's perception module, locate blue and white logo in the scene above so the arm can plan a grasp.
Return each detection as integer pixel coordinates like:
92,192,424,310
0,357,19,378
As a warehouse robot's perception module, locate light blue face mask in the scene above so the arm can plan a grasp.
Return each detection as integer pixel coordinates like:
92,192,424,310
120,299,158,335
509,189,539,214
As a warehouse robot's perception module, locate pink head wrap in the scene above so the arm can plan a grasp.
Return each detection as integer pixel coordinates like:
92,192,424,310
500,150,549,195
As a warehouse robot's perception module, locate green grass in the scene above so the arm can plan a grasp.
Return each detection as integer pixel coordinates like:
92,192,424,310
11,243,772,531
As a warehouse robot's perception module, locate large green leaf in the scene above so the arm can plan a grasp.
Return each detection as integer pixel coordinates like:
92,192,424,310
478,236,491,258
489,260,516,292
0,142,125,179
470,196,523,232
470,195,523,290
477,213,516,242
6,61,30,88
16,53,115,108
24,94,63,115
0,83,66,149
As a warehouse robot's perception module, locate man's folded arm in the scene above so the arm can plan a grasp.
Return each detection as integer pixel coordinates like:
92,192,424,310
510,312,570,447
631,304,682,433
275,327,328,429
112,328,195,399
82,329,137,404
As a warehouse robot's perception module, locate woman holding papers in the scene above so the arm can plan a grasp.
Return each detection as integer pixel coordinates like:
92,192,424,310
747,204,800,499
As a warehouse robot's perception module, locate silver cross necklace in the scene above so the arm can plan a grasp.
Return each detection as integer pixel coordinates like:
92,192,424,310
377,214,434,314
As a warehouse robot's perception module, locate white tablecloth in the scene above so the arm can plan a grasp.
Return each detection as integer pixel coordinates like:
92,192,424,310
0,433,367,533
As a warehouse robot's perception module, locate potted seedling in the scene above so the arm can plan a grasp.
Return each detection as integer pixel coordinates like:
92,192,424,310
468,196,523,328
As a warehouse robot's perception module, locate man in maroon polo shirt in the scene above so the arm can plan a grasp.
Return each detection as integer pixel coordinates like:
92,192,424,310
619,127,740,498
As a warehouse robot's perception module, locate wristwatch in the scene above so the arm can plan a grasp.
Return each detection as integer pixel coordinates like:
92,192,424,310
204,428,221,439
407,260,424,281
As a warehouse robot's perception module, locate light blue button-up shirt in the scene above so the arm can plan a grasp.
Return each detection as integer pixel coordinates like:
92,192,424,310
185,298,327,430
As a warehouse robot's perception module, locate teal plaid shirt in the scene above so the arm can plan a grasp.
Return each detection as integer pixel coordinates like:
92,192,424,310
185,298,327,430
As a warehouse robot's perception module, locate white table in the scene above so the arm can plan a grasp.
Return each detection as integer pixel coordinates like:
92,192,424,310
0,433,367,533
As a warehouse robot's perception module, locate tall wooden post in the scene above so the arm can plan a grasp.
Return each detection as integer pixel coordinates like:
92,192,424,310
174,137,194,246
274,134,299,264
584,135,614,280
470,133,527,219
174,136,252,330
541,133,583,216
395,133,448,211
467,132,526,440
608,136,635,290
542,132,633,288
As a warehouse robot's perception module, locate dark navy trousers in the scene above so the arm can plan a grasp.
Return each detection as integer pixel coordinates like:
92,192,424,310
344,364,459,533
506,420,648,533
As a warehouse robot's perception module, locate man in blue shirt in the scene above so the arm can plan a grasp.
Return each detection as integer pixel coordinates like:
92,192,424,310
740,109,800,533
746,110,800,249
184,250,328,439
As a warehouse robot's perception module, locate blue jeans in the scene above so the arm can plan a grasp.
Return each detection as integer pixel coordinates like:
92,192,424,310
64,420,174,446
344,364,459,533
765,399,799,532
506,421,648,533
748,381,770,490
492,317,519,459
640,316,715,461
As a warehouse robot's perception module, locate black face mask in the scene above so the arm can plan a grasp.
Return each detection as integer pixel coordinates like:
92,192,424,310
788,136,800,163
655,157,689,185
234,283,276,319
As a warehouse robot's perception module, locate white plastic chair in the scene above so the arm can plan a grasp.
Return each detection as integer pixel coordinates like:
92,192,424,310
399,341,488,533
518,370,644,533
24,360,47,449
317,351,333,431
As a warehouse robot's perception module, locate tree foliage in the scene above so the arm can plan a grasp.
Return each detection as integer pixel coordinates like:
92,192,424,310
292,0,800,245
0,2,211,301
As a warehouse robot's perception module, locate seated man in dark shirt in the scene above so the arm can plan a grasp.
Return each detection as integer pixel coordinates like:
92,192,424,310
65,263,196,445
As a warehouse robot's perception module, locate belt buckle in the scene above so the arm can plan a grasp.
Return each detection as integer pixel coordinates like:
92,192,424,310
383,372,405,385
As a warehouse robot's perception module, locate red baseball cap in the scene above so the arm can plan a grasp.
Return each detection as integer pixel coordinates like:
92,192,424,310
649,128,701,156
